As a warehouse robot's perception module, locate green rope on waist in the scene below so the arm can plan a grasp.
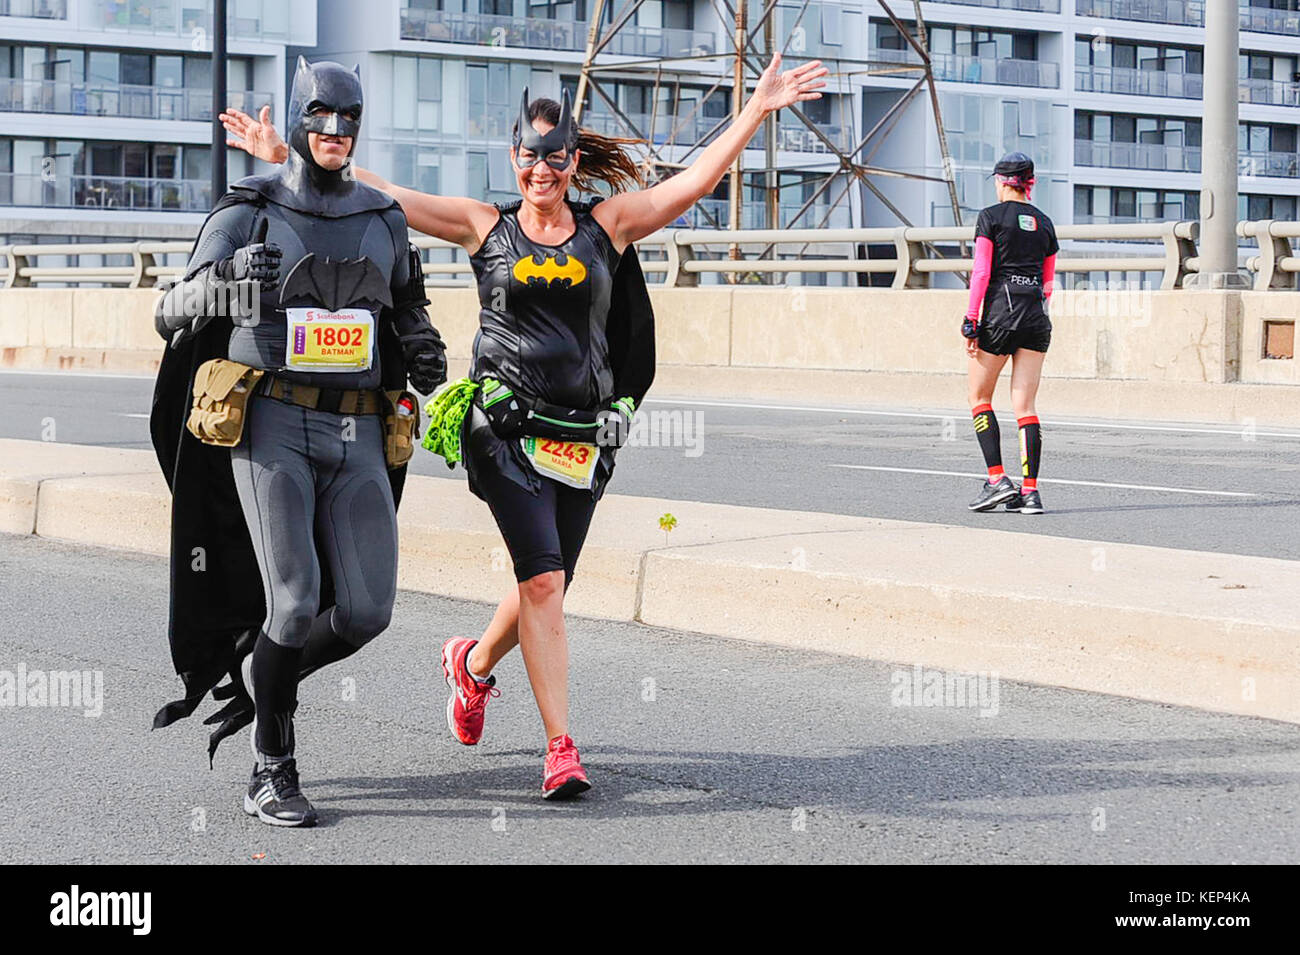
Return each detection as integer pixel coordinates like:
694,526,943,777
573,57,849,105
421,377,479,466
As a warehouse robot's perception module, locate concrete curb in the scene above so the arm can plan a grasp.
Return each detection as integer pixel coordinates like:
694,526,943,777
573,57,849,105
2,438,1297,724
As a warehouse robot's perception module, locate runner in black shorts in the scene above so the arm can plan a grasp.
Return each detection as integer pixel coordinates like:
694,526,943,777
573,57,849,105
963,152,1058,516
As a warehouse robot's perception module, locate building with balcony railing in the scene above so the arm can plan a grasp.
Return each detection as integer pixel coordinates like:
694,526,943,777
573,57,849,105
0,0,313,248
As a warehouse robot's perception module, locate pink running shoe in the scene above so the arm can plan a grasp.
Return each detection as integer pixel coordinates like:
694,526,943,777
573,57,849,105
440,637,499,745
542,734,591,800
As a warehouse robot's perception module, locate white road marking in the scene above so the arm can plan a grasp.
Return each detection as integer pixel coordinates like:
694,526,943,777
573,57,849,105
645,397,1300,440
114,413,151,419
829,464,1258,498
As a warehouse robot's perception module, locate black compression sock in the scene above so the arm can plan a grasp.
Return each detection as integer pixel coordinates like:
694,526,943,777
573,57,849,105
971,404,1004,480
1018,416,1042,491
251,633,303,759
297,609,361,681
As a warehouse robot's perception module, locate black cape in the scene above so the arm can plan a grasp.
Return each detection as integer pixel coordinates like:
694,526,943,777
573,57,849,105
149,187,412,757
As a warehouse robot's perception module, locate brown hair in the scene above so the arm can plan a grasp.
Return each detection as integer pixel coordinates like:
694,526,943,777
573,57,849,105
517,97,643,194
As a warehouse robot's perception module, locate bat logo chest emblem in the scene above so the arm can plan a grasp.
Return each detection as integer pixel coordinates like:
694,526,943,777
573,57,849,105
513,253,587,288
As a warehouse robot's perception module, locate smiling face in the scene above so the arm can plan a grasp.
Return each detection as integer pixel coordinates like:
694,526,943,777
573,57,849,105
307,121,354,170
512,118,580,211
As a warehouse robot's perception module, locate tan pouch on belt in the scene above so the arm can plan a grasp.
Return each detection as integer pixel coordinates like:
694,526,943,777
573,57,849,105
383,389,420,469
186,359,265,447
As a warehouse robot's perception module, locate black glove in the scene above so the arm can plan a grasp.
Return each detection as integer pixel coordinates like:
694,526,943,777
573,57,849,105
596,397,637,449
217,219,282,290
401,327,447,394
961,316,979,340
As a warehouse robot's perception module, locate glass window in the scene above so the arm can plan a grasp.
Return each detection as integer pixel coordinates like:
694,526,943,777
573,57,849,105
154,144,179,179
183,146,210,182
467,150,487,197
466,65,486,136
418,57,442,99
120,53,150,86
155,56,183,88
55,48,84,83
1113,44,1136,70
1075,110,1092,139
123,143,148,178
1113,115,1136,142
185,55,211,89
89,143,120,176
394,57,416,130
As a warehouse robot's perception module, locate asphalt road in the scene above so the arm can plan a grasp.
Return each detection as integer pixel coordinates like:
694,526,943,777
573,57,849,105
1,534,1297,864
3,369,1299,559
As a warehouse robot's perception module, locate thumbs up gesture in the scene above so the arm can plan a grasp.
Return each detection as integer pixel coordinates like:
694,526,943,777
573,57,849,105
225,218,283,291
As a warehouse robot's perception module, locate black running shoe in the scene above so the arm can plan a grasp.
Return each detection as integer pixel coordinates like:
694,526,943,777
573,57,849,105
968,475,1018,512
1015,489,1044,515
244,759,318,828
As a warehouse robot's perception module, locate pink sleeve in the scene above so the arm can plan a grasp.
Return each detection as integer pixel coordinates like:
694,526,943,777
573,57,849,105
967,236,993,320
1042,253,1056,302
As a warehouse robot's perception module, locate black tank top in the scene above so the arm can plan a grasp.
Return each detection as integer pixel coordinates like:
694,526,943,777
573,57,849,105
469,198,620,410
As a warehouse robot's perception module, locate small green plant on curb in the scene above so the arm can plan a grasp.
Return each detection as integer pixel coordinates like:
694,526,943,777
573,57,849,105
658,512,677,544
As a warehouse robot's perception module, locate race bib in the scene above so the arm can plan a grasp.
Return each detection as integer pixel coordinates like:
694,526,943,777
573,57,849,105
284,307,374,372
521,437,599,490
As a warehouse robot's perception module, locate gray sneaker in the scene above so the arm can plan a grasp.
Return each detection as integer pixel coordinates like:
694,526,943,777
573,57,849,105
969,475,1018,512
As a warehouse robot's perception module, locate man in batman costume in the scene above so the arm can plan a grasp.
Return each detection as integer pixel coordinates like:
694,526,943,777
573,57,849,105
151,57,447,827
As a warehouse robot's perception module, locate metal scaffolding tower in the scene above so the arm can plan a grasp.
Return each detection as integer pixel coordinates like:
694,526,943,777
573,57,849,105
574,0,963,239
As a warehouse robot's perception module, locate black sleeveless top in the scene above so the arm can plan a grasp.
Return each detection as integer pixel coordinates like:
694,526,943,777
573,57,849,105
469,198,621,411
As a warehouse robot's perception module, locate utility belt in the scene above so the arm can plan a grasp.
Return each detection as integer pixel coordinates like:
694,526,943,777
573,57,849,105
476,379,605,444
186,359,419,468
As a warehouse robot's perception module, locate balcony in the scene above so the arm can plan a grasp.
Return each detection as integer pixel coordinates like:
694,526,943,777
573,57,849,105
399,8,716,58
1075,138,1201,172
1240,149,1300,178
0,173,212,211
90,0,292,41
1075,65,1203,99
0,79,271,122
932,53,1060,88
1077,0,1300,36
0,0,68,17
931,0,1061,10
871,48,1060,88
1238,76,1300,107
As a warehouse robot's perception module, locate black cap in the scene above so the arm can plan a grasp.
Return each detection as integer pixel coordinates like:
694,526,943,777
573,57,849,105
993,151,1034,178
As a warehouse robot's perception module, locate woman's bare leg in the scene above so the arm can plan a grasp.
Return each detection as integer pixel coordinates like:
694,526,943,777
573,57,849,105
467,587,519,678
514,570,569,740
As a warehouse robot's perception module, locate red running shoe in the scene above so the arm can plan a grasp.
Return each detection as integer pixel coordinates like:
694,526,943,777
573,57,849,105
542,734,591,800
440,637,499,745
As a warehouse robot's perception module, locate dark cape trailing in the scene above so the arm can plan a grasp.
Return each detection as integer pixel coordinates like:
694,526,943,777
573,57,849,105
149,187,413,760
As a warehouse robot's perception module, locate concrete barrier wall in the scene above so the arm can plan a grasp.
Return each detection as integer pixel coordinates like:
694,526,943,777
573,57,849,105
3,438,1299,724
2,287,1298,422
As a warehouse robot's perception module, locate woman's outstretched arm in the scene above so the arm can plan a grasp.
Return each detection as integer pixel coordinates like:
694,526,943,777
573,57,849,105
219,106,498,252
592,54,828,250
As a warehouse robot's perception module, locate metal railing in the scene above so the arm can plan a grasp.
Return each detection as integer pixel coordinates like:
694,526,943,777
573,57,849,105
0,221,1210,291
932,0,1060,10
1077,0,1300,35
0,78,271,122
1075,139,1202,173
1075,65,1203,100
0,0,67,16
399,7,715,57
0,173,212,212
90,0,292,40
872,49,1060,89
1238,77,1300,108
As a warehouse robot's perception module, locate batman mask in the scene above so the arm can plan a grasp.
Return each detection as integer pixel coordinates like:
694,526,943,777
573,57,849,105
512,88,578,171
288,56,363,169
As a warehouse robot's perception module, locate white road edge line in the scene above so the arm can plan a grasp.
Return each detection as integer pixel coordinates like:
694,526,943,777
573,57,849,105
830,464,1258,498
645,397,1300,440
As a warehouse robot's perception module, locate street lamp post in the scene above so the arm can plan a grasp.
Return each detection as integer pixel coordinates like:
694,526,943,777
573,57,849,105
1188,0,1247,288
211,0,227,204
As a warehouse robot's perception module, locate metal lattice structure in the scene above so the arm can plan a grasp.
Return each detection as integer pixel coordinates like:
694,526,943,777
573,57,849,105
574,0,963,245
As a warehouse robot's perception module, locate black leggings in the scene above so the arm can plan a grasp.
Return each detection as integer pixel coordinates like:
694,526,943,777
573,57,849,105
475,462,598,585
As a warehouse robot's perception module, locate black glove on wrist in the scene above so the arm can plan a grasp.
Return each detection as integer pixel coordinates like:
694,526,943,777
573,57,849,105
218,219,282,290
401,327,447,393
961,317,978,340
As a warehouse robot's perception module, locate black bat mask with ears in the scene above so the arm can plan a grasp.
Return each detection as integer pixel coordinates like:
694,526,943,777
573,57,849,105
512,87,579,171
288,56,363,169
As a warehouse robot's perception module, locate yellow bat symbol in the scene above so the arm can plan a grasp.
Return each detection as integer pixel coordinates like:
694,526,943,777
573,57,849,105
513,253,587,287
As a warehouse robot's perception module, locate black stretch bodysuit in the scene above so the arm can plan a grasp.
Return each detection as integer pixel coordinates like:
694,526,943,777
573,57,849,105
462,198,623,583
